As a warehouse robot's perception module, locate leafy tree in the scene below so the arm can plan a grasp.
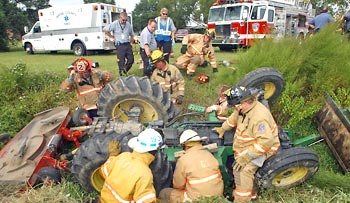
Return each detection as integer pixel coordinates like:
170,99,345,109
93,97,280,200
0,1,9,51
132,0,159,32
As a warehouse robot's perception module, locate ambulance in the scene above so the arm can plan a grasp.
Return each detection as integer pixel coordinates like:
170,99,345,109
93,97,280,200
22,3,127,56
208,0,314,51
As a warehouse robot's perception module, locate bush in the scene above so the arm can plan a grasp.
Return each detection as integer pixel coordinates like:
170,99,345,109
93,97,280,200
236,23,350,138
0,63,75,136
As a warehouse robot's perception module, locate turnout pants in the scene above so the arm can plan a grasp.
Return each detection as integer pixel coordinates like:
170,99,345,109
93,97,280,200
233,162,259,203
175,55,203,75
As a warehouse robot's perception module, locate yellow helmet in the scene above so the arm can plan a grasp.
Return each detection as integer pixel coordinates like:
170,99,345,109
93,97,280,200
205,29,216,40
151,49,165,64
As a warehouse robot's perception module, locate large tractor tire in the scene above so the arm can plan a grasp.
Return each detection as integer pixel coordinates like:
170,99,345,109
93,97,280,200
255,147,319,189
71,131,173,194
237,67,284,104
98,76,175,123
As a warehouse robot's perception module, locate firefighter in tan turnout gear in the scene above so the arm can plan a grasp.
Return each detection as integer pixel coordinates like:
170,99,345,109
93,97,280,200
99,128,163,203
159,129,224,202
61,57,111,119
150,49,185,104
175,29,217,79
214,86,280,202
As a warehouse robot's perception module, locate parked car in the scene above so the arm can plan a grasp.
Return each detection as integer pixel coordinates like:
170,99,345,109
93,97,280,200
175,28,189,42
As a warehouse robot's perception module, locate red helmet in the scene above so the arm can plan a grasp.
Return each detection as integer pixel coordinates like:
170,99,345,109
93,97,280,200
74,58,92,73
195,74,210,84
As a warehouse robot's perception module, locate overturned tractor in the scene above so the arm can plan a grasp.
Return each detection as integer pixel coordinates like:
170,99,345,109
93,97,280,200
0,68,320,197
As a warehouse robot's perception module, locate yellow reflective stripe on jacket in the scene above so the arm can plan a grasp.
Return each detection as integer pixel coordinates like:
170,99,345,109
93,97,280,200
135,193,156,203
186,170,221,185
104,182,135,203
225,118,236,128
189,44,202,55
83,104,97,110
77,87,103,96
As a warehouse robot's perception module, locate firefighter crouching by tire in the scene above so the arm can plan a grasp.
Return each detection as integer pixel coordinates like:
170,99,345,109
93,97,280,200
175,29,217,79
61,57,111,119
150,49,185,104
97,129,163,203
159,129,224,203
213,86,280,202
206,85,231,121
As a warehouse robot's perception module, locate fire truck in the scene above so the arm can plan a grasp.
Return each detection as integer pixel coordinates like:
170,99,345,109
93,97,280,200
22,3,128,56
208,0,314,51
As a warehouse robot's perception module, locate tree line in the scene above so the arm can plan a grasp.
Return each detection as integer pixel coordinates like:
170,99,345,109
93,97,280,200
0,0,347,51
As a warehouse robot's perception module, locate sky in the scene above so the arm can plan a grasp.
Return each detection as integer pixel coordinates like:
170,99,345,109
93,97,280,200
49,0,140,12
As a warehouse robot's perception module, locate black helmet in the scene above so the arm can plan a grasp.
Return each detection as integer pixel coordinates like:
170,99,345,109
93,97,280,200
224,86,258,106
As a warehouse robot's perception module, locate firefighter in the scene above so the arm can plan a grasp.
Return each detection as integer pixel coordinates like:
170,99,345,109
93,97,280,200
99,128,163,203
159,129,224,202
61,57,111,119
206,85,231,121
150,49,185,105
175,29,217,79
155,7,176,63
213,86,280,202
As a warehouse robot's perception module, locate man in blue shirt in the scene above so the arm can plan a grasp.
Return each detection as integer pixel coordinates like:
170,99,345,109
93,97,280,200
308,7,332,33
140,19,157,77
155,8,176,63
104,12,135,76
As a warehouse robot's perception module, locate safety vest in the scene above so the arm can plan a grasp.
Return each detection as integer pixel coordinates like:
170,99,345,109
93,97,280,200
155,16,172,41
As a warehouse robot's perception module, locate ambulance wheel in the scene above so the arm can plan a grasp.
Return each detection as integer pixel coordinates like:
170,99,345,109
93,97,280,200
97,75,176,122
237,67,284,104
71,131,173,194
255,147,319,189
25,43,34,54
73,42,86,56
35,167,62,186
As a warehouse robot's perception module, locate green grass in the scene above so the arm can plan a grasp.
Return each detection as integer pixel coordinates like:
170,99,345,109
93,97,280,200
1,27,350,202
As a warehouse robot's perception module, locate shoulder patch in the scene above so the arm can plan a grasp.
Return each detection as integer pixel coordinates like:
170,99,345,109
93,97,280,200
257,123,266,134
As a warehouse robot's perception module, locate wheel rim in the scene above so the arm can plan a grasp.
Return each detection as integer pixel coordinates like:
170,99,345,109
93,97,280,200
90,167,105,192
75,47,82,55
259,82,276,100
111,98,160,123
271,166,309,187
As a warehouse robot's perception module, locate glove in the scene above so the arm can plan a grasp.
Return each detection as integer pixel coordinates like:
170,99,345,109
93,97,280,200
206,105,217,113
176,95,184,104
212,68,218,73
108,140,121,156
68,71,76,84
233,153,252,172
213,127,225,139
172,39,175,46
180,44,187,54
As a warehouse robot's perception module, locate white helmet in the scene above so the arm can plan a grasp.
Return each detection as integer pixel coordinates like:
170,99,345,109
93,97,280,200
179,129,205,145
128,128,163,153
